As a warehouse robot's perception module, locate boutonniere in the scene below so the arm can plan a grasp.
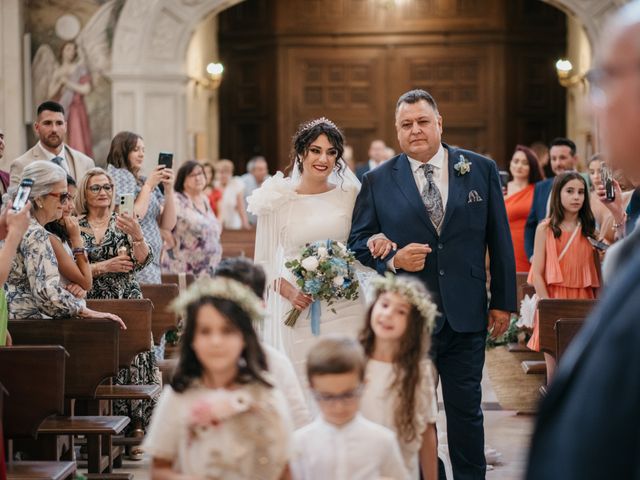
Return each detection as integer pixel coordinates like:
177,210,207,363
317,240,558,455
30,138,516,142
454,155,472,176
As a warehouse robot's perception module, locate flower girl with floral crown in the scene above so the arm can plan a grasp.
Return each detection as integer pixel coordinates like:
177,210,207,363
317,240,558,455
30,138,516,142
359,273,439,480
143,277,291,480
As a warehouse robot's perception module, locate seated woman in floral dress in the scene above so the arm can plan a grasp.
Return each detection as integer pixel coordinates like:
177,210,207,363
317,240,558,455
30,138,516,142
76,167,159,459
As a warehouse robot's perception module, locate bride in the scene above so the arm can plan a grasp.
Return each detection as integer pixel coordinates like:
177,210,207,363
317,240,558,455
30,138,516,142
248,118,391,376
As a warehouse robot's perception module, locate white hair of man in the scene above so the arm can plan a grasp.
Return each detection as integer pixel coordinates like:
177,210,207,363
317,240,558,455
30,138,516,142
6,160,67,202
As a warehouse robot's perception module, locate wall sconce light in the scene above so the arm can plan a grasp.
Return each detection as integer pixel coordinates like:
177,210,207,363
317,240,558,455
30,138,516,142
555,59,585,88
191,62,224,90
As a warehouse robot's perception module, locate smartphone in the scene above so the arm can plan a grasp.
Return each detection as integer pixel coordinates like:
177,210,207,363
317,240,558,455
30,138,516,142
12,178,34,211
158,152,173,169
600,164,616,202
588,237,609,252
118,194,134,217
498,171,510,189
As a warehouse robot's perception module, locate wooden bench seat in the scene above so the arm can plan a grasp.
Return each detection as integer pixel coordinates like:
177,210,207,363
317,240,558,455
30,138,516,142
521,360,546,375
6,460,76,480
220,228,256,259
39,416,129,436
161,273,195,290
555,317,585,362
538,299,596,360
94,384,161,400
140,284,180,345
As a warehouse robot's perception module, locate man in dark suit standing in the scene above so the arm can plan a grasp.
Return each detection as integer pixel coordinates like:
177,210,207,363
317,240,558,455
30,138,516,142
355,139,388,181
349,89,516,479
526,4,640,479
524,137,579,260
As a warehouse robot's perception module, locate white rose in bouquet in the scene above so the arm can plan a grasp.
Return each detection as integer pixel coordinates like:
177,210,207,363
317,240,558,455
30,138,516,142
301,256,319,272
332,276,345,287
317,246,329,258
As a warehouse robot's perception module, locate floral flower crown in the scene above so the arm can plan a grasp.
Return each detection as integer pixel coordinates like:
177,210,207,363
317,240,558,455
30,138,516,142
370,273,438,332
297,117,339,135
170,277,265,324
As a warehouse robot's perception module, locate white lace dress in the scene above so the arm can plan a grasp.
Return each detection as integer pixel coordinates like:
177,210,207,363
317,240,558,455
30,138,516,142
248,173,369,379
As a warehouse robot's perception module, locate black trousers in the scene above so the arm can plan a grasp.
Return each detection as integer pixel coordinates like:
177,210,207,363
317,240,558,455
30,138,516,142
432,320,486,480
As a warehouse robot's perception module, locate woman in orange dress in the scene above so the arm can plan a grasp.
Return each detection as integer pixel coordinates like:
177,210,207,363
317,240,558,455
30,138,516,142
528,172,600,383
505,145,543,272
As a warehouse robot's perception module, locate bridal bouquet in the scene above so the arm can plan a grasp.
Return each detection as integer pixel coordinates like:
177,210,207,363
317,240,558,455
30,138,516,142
284,240,359,334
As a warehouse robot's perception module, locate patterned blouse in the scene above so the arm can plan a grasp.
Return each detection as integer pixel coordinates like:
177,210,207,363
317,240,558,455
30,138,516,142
79,213,153,300
6,219,85,318
108,164,164,284
161,192,222,278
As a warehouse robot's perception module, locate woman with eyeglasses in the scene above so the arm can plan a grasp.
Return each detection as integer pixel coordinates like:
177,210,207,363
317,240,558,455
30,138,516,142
45,175,93,297
76,168,151,299
76,167,158,460
106,131,176,284
161,161,222,278
5,161,125,327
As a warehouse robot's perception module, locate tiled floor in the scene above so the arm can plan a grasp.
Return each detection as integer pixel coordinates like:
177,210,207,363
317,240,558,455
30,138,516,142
105,365,535,480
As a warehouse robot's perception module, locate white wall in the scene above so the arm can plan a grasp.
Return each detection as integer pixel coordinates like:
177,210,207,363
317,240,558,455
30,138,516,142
185,12,219,163
0,0,25,170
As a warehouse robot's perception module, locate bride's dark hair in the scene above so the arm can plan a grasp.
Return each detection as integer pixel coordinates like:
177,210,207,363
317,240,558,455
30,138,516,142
286,118,346,181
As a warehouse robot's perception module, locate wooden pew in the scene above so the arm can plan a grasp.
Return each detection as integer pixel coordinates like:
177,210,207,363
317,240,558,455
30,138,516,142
0,346,76,480
8,318,129,474
140,283,180,345
537,299,596,360
161,273,195,291
87,299,161,402
220,228,256,259
555,318,585,362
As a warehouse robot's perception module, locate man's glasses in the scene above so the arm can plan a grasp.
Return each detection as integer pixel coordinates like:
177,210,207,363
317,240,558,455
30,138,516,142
87,184,114,194
47,192,72,204
311,385,363,404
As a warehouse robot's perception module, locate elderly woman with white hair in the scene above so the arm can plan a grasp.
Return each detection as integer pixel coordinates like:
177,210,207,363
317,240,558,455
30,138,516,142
5,161,124,326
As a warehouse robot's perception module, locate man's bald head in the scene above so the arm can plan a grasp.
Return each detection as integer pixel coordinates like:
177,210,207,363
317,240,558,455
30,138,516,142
593,3,640,181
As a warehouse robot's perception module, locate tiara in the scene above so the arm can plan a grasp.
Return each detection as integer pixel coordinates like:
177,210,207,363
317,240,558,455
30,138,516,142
170,277,265,324
298,117,339,134
370,273,438,333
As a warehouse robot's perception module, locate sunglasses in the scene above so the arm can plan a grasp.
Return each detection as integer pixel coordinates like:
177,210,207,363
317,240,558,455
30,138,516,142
47,192,72,204
88,184,114,194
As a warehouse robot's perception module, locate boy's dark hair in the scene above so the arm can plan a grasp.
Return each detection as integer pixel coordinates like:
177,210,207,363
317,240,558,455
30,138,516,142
37,101,65,117
550,137,577,157
306,335,366,385
214,257,266,298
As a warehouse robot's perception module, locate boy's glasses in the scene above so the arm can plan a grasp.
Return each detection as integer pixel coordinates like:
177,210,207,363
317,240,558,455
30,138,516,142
88,184,114,194
47,192,71,204
312,385,363,404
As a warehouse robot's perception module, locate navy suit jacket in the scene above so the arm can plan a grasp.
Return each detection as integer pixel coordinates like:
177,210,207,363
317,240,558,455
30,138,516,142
526,245,640,480
355,163,370,182
524,178,554,259
348,144,516,333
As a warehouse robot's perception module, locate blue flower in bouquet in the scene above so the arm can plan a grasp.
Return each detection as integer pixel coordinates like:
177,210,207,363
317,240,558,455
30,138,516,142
304,278,323,295
329,257,348,275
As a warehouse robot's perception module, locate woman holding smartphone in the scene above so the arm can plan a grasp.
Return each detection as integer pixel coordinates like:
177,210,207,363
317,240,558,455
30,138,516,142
106,131,176,284
76,167,158,460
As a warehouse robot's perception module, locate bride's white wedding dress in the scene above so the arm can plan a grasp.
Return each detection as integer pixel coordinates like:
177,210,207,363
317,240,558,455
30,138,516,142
248,173,370,378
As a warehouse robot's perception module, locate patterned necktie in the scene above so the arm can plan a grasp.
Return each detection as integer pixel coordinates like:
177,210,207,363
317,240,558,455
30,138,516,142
420,163,444,229
51,156,69,173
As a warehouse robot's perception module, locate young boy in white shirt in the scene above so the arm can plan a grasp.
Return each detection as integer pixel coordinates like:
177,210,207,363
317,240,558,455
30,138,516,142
290,336,408,480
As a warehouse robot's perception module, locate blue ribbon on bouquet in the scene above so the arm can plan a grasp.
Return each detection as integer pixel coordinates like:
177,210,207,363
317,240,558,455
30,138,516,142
310,300,321,336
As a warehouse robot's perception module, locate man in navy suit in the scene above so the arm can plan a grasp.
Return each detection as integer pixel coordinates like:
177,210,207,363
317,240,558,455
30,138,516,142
355,139,388,181
349,89,516,479
524,137,578,260
527,5,640,478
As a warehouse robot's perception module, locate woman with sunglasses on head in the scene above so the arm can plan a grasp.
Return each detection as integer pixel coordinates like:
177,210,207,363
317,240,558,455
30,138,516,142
76,167,159,460
45,175,93,298
75,168,151,300
4,161,124,327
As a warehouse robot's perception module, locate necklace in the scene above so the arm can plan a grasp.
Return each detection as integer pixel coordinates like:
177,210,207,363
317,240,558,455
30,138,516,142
87,216,110,228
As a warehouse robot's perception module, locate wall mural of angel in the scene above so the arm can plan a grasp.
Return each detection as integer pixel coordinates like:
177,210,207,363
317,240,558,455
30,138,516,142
30,1,119,160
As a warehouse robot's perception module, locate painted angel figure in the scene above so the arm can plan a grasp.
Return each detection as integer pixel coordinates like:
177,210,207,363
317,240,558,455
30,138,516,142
31,2,115,158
